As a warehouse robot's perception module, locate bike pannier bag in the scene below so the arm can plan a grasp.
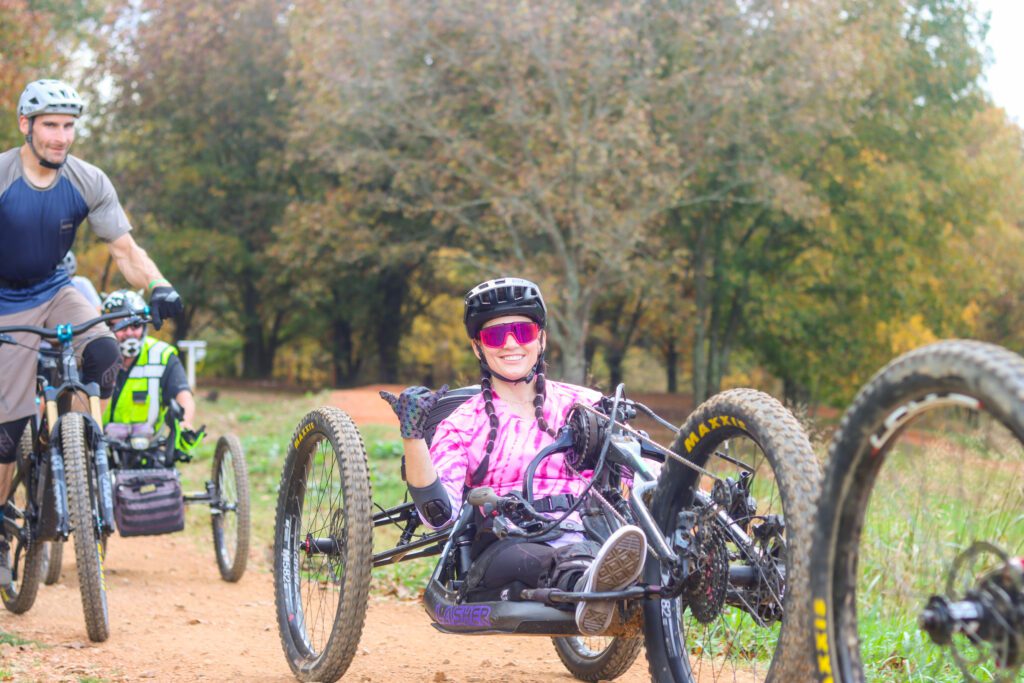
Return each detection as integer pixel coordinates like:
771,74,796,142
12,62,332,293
113,468,185,537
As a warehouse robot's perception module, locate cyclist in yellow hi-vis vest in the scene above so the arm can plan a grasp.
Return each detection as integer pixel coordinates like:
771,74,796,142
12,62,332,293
100,290,204,461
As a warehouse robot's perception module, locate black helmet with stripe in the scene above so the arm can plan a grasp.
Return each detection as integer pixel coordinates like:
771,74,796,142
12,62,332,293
463,277,546,340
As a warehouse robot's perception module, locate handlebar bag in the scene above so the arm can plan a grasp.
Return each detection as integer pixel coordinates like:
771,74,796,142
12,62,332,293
113,468,185,537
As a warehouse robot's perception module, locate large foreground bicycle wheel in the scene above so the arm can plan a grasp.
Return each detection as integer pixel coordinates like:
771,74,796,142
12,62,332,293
63,412,110,642
212,434,250,582
553,634,643,681
644,389,821,682
274,407,373,682
1,427,45,613
810,340,1024,683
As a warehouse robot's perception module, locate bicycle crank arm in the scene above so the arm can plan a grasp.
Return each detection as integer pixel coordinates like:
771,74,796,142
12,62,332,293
521,584,658,604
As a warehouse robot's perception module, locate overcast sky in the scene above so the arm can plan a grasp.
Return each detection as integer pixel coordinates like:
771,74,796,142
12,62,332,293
975,0,1024,123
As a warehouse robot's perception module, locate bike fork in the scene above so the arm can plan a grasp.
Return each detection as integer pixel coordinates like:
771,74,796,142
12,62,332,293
49,444,70,538
92,437,116,534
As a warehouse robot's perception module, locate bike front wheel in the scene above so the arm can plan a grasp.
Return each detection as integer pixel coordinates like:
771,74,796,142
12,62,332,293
644,388,821,682
810,340,1024,683
211,434,250,582
63,412,110,642
274,407,373,683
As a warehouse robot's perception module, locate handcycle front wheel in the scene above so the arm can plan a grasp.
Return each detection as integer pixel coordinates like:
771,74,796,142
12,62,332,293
274,407,373,683
211,434,251,582
553,634,644,681
810,340,1024,683
63,412,110,642
1,426,45,614
644,388,821,683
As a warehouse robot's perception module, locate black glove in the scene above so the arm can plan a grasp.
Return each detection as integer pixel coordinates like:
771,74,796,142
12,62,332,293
379,385,449,439
149,286,183,330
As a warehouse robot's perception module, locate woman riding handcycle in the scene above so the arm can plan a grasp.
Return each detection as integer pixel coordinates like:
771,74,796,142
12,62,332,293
274,277,820,682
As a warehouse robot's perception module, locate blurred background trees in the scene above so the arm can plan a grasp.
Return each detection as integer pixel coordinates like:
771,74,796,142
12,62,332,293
14,0,1023,407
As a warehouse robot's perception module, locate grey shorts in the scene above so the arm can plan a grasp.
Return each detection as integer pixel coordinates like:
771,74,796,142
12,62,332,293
0,286,113,423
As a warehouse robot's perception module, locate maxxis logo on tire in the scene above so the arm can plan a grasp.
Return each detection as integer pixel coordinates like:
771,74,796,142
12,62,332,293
293,422,315,450
680,415,747,453
812,598,834,683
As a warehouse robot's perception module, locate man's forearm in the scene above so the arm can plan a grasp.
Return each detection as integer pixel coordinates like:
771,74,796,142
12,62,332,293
175,389,196,429
108,234,168,290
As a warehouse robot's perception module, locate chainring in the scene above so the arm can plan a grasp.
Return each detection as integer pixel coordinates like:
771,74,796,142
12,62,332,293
567,406,604,471
685,509,729,624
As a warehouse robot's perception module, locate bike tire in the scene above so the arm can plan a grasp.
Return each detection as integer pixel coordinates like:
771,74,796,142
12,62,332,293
212,434,251,582
63,412,110,642
644,388,820,682
552,635,643,681
274,407,373,683
1,426,45,614
810,340,1024,683
40,541,63,585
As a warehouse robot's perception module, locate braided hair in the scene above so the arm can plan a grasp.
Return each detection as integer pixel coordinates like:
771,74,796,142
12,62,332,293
472,358,558,485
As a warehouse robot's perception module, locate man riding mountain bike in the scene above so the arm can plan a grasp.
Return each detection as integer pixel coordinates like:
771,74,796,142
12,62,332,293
0,78,184,584
100,290,204,465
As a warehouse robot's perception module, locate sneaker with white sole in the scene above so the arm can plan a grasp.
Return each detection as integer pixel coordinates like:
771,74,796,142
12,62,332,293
575,524,647,636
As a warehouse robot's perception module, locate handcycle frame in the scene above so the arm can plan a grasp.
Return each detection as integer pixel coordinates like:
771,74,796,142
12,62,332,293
347,388,780,636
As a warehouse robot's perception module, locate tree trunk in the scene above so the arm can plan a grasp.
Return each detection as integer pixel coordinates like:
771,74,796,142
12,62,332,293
664,336,678,394
375,268,408,383
691,216,711,403
556,298,589,385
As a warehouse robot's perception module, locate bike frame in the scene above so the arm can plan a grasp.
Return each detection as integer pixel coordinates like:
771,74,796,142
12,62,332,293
0,311,139,544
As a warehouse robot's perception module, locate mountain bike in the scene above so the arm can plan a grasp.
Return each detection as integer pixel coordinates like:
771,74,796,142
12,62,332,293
810,340,1024,683
0,310,136,641
273,384,820,682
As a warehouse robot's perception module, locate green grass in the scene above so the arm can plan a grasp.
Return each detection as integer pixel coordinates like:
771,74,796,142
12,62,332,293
0,629,37,647
172,388,435,592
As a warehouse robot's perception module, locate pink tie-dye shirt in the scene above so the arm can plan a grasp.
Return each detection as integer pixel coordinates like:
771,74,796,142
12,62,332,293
426,380,603,529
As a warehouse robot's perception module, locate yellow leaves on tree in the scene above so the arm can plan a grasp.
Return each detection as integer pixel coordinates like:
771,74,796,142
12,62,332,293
876,315,939,357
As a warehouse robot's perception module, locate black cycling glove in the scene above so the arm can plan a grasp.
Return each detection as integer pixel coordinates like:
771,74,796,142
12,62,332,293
149,286,183,330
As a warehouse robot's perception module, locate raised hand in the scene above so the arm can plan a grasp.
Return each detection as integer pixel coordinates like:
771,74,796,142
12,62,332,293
379,385,449,439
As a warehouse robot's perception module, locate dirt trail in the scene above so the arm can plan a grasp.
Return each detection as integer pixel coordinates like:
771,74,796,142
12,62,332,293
1,386,655,682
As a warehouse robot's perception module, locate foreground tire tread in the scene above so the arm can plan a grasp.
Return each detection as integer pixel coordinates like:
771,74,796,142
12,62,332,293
644,388,821,682
274,407,373,683
811,340,1024,683
63,413,109,642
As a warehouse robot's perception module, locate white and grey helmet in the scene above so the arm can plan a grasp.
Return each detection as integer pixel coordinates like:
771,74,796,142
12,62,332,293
101,289,148,335
17,79,85,119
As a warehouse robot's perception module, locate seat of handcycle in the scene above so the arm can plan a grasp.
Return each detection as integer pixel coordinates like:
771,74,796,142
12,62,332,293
422,385,481,448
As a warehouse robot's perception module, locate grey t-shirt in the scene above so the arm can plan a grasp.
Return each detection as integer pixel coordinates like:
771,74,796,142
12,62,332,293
0,147,132,314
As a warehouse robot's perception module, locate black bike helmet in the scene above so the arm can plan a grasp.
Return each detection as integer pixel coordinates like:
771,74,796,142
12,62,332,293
463,277,546,340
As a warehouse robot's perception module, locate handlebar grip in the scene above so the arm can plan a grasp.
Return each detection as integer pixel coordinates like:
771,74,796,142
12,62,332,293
467,486,500,507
